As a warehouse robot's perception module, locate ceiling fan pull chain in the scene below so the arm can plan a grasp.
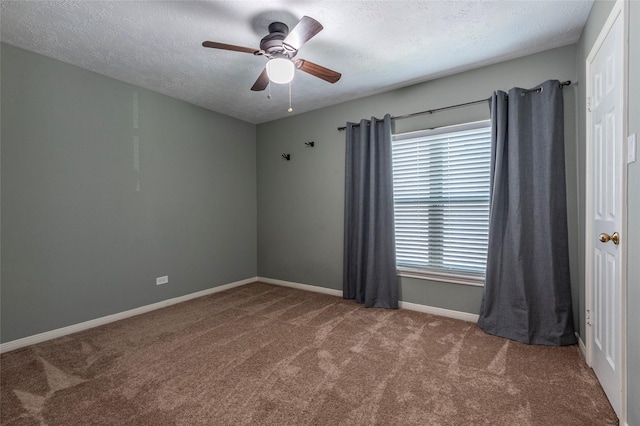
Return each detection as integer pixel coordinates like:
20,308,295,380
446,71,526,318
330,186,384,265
288,82,293,113
267,82,272,100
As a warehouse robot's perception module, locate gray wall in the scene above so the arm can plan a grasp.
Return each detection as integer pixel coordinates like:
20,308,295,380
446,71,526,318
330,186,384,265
1,44,257,343
257,45,578,319
577,1,639,422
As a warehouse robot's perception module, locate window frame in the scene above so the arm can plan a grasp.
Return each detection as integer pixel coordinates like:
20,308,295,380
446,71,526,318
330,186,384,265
391,120,491,286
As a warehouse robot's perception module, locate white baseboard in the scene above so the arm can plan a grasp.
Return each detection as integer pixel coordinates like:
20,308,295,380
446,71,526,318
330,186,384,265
258,276,343,297
0,276,257,354
258,276,478,323
399,301,479,323
577,332,587,359
3,276,479,353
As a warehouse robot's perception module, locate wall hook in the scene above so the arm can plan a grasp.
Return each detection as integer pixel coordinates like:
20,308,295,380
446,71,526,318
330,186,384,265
282,153,291,161
305,141,315,147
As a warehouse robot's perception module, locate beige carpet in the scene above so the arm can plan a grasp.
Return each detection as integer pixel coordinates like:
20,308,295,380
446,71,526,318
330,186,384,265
1,282,617,425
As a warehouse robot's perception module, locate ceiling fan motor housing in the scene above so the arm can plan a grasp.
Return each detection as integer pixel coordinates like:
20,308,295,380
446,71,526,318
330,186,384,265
260,22,295,58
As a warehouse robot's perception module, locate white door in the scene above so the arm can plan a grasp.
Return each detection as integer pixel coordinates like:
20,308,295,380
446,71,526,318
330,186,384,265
587,2,624,418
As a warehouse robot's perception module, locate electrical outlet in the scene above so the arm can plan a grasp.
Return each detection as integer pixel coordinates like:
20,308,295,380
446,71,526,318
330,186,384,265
628,133,637,164
156,276,169,285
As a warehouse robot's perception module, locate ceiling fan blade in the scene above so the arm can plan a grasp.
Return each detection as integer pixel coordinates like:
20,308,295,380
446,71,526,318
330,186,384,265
283,16,323,51
295,59,341,84
250,68,270,91
202,41,260,55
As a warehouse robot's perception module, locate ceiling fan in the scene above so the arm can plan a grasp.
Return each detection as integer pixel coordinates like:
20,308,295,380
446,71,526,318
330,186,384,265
202,16,341,91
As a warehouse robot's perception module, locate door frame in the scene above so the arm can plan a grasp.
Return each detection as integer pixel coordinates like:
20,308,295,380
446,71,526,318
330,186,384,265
584,0,628,422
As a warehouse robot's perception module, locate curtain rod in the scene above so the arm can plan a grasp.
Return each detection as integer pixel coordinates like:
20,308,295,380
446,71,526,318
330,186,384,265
337,80,572,131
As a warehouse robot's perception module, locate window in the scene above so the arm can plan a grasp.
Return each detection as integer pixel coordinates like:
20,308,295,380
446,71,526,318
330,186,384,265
391,120,491,285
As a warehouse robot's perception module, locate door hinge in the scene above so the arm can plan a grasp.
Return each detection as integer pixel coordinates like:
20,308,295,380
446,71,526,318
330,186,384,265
587,97,592,112
587,309,592,326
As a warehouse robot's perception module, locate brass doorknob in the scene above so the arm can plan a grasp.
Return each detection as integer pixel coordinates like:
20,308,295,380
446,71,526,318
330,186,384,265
599,232,620,245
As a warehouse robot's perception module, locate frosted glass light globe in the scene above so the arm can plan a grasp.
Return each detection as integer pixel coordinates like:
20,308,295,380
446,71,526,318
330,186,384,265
266,58,295,84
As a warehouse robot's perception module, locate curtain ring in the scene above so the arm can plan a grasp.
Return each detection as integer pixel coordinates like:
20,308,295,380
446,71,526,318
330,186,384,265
521,87,543,96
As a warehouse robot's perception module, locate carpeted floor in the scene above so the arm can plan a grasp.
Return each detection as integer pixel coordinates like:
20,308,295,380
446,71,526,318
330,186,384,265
1,282,617,425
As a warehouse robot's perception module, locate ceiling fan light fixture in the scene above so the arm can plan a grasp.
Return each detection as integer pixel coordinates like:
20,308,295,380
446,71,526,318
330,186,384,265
266,58,295,84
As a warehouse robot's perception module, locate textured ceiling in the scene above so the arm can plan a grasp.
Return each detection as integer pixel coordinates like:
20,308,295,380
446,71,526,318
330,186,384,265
1,1,594,124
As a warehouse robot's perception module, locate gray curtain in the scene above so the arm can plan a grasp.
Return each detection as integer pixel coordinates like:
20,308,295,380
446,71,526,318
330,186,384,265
343,114,398,308
477,80,577,346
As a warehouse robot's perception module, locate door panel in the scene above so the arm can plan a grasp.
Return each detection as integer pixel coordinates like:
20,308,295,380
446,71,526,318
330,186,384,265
589,8,623,417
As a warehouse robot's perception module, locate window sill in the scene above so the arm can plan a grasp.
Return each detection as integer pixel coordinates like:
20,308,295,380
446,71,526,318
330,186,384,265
397,268,485,287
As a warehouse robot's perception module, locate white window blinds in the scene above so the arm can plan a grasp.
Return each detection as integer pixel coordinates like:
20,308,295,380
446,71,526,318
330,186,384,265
391,120,491,280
